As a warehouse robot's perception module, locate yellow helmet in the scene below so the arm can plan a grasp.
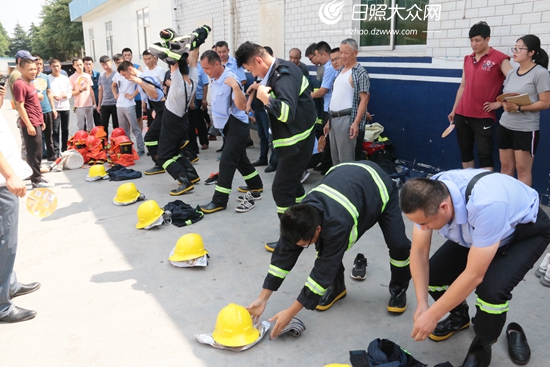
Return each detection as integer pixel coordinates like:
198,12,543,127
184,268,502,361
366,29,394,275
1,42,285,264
212,303,260,347
136,200,164,229
169,233,208,261
113,183,143,205
87,165,107,178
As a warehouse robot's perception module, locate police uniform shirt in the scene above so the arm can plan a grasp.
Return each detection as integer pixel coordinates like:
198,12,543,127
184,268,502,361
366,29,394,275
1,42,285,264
432,169,539,248
210,66,248,129
320,59,337,112
224,56,247,83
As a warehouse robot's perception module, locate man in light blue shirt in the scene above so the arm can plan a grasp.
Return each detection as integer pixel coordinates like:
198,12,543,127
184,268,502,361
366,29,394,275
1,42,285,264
399,169,550,367
188,62,210,153
199,50,262,214
215,41,247,85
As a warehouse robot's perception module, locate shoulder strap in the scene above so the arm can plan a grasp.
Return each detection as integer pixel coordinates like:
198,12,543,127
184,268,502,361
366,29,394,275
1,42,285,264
465,171,496,203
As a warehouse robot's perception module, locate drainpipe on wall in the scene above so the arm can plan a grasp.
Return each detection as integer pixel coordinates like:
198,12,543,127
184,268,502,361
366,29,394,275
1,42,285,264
462,0,467,19
227,0,235,56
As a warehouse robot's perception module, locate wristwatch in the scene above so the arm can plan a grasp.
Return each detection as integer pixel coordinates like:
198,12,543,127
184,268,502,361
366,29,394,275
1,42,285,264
517,105,521,112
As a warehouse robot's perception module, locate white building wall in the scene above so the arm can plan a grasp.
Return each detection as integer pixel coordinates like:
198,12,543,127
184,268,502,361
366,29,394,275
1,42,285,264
80,0,172,70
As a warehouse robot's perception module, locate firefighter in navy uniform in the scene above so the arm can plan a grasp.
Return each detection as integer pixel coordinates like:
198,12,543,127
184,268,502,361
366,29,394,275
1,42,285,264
236,42,316,239
247,161,412,338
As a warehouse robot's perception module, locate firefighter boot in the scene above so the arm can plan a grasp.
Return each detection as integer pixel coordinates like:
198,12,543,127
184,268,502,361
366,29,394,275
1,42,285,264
387,281,408,314
316,272,346,311
184,162,200,184
429,300,470,341
170,176,194,196
144,165,165,175
460,337,492,367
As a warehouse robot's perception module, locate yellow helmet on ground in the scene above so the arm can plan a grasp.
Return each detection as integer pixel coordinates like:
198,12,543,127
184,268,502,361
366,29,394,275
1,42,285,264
136,200,164,229
212,303,260,347
87,165,107,178
169,233,208,261
113,183,143,205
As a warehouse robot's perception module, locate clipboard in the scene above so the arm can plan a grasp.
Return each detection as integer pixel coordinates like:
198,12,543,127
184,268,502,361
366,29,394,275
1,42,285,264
497,93,532,106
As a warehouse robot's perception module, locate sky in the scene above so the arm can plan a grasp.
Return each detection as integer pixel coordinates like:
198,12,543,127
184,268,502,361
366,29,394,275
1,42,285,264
0,0,44,37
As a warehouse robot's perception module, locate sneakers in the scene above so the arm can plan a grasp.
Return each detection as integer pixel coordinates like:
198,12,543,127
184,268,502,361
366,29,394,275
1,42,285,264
351,253,367,280
236,191,262,202
235,199,255,213
237,185,263,193
205,172,219,185
32,178,54,189
535,253,550,278
300,170,310,184
540,265,550,287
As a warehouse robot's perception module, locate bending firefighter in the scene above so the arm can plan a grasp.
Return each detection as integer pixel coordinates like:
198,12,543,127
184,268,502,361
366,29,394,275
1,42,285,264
400,170,550,367
248,162,411,338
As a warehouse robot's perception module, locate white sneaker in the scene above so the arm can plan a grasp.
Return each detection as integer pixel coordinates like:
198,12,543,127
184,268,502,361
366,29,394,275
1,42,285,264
235,199,255,213
536,253,550,278
541,265,550,287
236,191,262,202
32,179,54,189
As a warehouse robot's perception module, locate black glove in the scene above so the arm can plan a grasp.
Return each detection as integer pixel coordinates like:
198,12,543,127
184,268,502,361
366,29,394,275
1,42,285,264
189,25,211,50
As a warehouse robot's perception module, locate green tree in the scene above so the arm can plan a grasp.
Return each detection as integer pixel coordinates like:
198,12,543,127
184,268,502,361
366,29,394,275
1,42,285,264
0,22,9,57
36,0,84,60
29,22,49,59
8,23,32,56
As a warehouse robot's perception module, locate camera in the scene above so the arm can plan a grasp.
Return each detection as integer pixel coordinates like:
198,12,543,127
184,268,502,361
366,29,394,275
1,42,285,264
0,75,7,87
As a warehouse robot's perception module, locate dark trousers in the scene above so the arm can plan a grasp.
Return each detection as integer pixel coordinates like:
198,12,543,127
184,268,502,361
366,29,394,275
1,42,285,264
272,132,314,216
316,111,332,170
188,102,209,154
42,111,55,159
144,108,164,164
53,110,70,153
157,109,196,181
254,107,277,164
93,108,101,127
454,114,495,167
100,105,119,136
212,115,263,206
21,125,43,183
429,208,550,344
0,187,18,316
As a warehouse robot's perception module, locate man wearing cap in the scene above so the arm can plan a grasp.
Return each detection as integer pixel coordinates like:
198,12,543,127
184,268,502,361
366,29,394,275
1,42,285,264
0,84,41,324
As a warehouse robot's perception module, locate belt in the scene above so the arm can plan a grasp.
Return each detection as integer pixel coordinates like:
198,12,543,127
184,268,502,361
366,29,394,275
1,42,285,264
329,108,352,118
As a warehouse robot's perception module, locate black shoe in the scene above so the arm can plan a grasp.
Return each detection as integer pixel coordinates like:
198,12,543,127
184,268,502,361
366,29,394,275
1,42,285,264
429,301,470,341
237,186,263,193
246,138,254,148
216,147,223,152
200,202,226,214
351,253,367,280
170,177,194,196
11,282,41,298
264,165,276,173
144,165,165,175
265,241,277,252
316,273,346,311
461,337,492,367
252,159,268,167
387,281,408,314
0,306,37,323
313,165,328,172
506,322,530,365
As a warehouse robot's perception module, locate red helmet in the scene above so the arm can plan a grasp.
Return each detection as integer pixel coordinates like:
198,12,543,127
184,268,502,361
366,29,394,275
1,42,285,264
86,135,101,149
74,130,89,142
112,135,132,145
111,128,126,138
90,126,107,139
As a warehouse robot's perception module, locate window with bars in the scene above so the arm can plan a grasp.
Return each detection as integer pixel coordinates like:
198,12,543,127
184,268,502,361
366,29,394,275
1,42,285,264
105,21,113,56
137,7,150,59
88,28,96,61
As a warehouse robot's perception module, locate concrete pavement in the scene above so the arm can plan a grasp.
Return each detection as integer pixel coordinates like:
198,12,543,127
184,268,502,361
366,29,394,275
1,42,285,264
1,103,549,367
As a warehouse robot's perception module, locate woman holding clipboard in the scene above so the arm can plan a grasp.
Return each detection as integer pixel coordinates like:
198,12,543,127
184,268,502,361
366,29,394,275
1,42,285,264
485,35,550,186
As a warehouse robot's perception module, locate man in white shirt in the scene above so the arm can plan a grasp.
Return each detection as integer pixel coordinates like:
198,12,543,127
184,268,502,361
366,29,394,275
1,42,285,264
111,54,144,155
48,59,72,153
140,50,166,128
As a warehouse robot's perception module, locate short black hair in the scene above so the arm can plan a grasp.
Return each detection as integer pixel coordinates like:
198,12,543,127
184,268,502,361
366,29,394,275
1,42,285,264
117,60,134,72
19,58,35,68
99,55,111,63
314,41,331,55
200,50,221,65
82,56,94,63
122,48,133,54
72,57,82,65
399,178,450,217
112,53,124,62
305,43,317,57
215,41,229,49
142,50,152,56
235,41,265,67
33,54,43,61
264,46,274,56
330,47,340,54
49,58,61,66
469,21,490,39
280,204,322,245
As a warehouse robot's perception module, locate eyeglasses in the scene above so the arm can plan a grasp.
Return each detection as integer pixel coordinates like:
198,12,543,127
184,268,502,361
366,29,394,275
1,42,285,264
511,47,529,53
297,237,315,249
